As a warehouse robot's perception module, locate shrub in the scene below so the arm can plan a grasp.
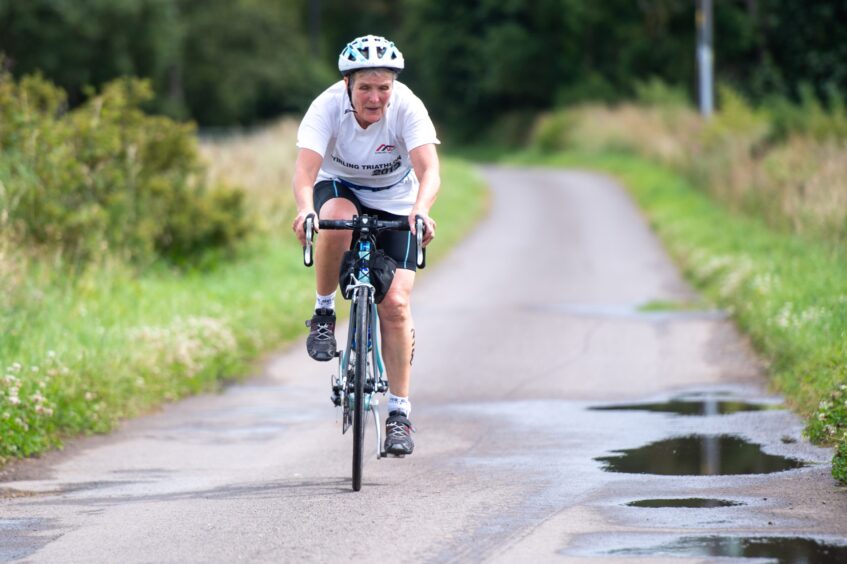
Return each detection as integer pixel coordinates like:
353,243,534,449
764,84,847,143
634,77,689,108
0,71,252,265
532,111,576,153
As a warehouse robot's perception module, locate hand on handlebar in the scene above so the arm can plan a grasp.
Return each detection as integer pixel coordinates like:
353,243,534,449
292,208,318,247
409,210,436,247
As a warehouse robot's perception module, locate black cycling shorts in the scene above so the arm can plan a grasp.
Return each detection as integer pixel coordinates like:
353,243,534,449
313,179,418,271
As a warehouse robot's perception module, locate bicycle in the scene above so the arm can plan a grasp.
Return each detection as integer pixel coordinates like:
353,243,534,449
303,212,425,491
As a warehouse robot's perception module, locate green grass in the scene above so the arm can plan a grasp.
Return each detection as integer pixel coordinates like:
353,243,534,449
0,156,488,464
637,299,707,313
502,149,847,482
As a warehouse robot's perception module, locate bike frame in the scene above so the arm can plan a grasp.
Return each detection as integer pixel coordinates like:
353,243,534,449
337,236,388,456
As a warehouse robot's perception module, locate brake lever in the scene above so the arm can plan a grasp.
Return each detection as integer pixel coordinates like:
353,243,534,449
414,215,426,269
303,213,315,267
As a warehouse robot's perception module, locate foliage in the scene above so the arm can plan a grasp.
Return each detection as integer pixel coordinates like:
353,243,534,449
176,0,333,125
0,71,251,265
808,385,847,461
634,77,690,108
0,0,181,110
2,0,846,134
0,0,331,125
835,440,847,483
532,111,578,153
764,84,847,143
394,0,788,139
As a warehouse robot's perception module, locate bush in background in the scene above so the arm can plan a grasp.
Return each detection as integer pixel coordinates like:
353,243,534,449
0,70,251,266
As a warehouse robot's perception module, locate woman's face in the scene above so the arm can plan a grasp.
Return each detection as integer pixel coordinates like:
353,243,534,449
346,70,394,128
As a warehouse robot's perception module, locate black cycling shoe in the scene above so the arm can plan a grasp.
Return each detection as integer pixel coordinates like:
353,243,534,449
384,411,415,456
306,308,336,361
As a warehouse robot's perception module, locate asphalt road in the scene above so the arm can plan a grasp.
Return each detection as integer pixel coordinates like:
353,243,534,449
2,166,846,563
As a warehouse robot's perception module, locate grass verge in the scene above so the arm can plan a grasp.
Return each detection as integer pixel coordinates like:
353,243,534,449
0,156,487,465
504,149,847,483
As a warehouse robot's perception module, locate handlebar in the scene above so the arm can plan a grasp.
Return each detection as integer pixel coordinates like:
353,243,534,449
302,214,426,269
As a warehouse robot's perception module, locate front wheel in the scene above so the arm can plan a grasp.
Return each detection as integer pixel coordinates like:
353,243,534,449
351,288,370,491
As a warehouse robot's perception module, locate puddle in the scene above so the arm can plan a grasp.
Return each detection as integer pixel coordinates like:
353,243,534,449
589,399,778,416
607,536,847,562
626,498,744,508
595,435,808,475
0,518,58,561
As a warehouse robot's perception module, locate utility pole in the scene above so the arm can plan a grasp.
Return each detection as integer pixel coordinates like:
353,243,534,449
696,0,714,117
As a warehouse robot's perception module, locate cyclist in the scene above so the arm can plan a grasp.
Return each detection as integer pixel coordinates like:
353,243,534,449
291,35,440,456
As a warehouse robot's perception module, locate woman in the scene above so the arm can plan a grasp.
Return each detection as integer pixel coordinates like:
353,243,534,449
291,35,440,456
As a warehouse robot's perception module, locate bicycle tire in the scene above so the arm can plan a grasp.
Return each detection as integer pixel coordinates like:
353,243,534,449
351,288,369,491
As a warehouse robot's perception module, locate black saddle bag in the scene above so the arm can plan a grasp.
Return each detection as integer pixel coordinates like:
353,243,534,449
338,248,397,304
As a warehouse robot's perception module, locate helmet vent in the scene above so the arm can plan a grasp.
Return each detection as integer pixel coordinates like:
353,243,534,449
338,35,404,74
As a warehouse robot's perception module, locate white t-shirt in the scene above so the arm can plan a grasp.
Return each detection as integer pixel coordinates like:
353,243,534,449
297,80,440,215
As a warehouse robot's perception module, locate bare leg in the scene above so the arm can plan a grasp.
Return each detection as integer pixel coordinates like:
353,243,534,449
377,269,416,398
315,199,357,296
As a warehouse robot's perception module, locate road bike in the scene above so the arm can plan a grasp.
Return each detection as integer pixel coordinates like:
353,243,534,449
303,213,425,491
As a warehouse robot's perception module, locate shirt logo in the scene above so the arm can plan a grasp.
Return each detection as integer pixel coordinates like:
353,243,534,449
375,144,396,154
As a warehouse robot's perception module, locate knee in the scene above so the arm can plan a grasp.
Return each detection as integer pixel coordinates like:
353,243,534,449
379,290,410,325
319,199,356,221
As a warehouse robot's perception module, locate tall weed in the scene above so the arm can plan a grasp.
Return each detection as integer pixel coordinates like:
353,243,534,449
198,119,299,233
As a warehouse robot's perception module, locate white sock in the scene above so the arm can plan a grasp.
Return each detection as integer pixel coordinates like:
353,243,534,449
388,393,411,416
315,291,336,312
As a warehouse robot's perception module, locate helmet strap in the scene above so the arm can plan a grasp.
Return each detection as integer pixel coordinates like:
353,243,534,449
344,75,357,112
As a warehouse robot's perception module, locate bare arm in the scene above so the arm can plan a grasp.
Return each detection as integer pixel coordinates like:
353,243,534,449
409,143,440,246
291,148,324,246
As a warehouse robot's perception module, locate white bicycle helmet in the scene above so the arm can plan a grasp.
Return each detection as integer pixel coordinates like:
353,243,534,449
338,35,405,75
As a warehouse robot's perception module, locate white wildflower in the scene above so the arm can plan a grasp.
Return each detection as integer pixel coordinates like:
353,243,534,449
776,303,793,329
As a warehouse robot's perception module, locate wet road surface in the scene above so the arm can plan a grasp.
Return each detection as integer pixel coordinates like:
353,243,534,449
2,166,846,563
